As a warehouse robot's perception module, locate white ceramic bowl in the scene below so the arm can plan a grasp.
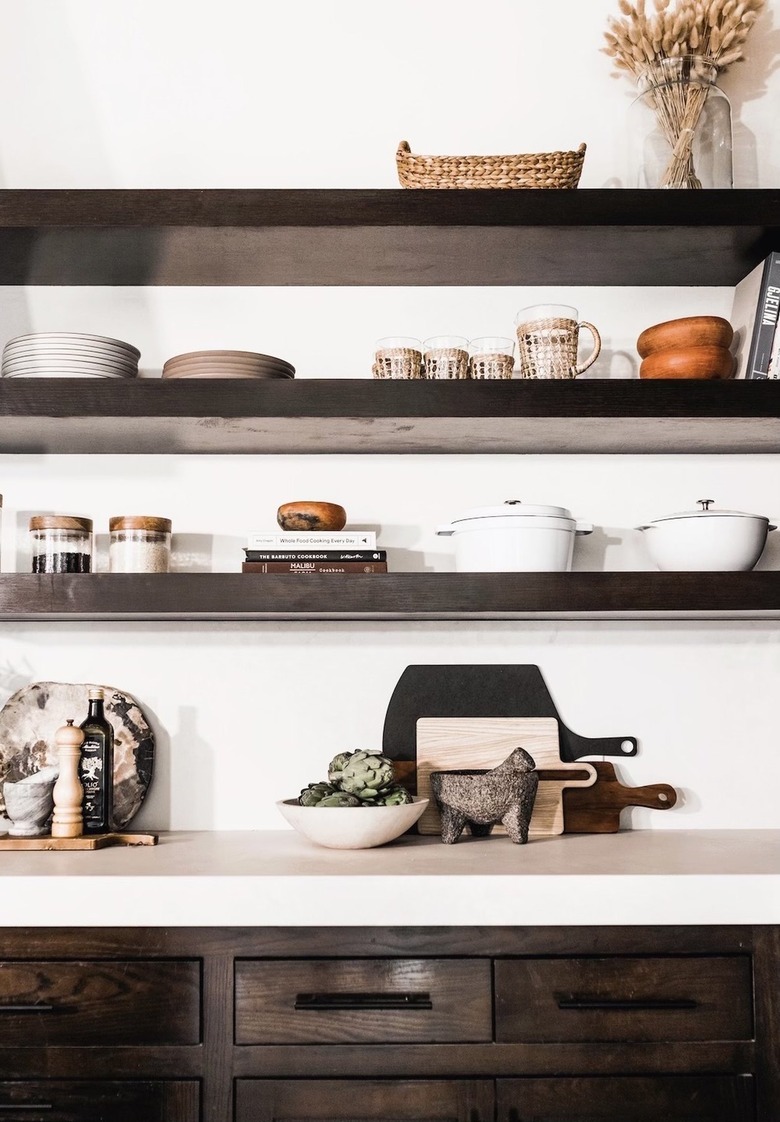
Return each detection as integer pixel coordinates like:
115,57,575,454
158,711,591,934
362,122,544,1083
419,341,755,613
276,796,428,849
636,503,776,571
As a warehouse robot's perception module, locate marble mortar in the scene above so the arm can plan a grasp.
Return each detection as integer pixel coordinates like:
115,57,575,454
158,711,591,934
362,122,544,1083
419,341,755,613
2,766,59,837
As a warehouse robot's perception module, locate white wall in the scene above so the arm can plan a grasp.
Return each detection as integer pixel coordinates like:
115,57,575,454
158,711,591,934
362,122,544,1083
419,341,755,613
0,0,778,832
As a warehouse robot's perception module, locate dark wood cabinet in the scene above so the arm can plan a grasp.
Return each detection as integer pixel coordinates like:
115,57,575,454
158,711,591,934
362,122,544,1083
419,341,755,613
0,1080,199,1121
235,1079,494,1122
0,926,775,1122
497,1075,756,1121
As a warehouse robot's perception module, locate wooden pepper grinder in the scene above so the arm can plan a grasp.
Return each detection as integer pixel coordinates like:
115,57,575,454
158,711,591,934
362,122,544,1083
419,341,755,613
51,719,85,838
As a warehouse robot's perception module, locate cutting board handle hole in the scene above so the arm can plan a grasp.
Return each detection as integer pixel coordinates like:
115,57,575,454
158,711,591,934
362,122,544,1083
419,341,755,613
620,740,634,753
658,792,669,803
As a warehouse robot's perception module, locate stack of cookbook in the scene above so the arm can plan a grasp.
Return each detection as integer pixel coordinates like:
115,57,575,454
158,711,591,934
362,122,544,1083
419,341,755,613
242,530,387,574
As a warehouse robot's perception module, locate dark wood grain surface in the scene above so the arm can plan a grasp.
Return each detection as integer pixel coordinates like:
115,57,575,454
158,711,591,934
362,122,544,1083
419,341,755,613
235,958,492,1044
0,379,779,454
235,1079,495,1122
0,189,776,285
0,926,773,1120
497,1074,755,1121
495,956,753,1043
0,572,777,621
0,1081,199,1122
0,959,200,1045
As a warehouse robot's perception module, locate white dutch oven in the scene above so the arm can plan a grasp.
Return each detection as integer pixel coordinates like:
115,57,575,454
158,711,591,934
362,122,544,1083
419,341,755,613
636,499,776,571
436,499,594,572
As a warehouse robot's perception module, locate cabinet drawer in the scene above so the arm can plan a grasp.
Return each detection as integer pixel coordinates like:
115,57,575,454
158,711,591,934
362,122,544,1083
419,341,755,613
236,1079,494,1122
0,960,200,1045
497,1075,755,1121
0,1080,199,1122
495,956,752,1042
235,958,492,1043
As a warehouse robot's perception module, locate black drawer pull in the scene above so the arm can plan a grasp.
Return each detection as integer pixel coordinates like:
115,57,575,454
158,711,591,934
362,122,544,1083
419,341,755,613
0,1005,58,1015
295,992,433,1011
558,998,698,1011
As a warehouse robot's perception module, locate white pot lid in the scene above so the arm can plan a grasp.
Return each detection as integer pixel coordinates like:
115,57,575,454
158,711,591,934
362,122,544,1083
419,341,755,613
449,499,575,523
647,499,769,524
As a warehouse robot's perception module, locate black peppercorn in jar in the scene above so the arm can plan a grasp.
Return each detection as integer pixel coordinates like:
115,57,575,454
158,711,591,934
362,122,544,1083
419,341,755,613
29,515,93,573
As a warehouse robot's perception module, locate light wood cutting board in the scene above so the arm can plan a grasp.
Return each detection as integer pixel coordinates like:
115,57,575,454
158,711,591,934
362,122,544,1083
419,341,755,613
416,717,597,838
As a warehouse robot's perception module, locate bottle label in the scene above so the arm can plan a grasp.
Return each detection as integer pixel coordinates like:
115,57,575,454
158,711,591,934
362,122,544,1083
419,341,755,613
79,737,107,828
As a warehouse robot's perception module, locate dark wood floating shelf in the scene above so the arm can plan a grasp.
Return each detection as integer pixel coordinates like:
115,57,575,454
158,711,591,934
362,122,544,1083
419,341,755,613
1,378,779,454
0,188,776,286
1,572,778,622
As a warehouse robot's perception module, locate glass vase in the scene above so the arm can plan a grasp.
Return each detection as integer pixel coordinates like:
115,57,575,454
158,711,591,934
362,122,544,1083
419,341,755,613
627,56,733,189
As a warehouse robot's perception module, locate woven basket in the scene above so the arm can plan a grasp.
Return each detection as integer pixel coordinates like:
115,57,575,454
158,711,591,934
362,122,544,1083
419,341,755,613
396,140,586,190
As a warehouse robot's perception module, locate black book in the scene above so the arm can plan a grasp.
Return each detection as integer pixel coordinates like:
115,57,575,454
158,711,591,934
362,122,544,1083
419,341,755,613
731,251,780,379
244,549,387,562
242,561,387,573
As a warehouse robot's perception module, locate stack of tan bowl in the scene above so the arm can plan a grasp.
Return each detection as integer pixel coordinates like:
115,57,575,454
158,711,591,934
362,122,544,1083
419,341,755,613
637,316,735,379
161,350,294,380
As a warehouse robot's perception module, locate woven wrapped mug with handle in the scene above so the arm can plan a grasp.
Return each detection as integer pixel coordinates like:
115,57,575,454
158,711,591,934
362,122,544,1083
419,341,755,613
515,305,601,379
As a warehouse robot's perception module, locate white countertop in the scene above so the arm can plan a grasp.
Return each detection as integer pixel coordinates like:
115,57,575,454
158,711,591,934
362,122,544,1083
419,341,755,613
2,830,779,927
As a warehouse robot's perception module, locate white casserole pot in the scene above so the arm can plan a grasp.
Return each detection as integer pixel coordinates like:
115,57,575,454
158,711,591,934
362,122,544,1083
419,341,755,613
636,499,776,571
436,499,594,572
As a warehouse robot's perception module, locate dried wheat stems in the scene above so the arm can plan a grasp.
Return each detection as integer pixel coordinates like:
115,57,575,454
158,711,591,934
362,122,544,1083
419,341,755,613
603,0,765,187
603,0,765,78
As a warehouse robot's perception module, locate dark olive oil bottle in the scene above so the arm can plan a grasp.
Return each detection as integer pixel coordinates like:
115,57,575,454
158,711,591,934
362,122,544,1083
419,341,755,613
78,688,114,834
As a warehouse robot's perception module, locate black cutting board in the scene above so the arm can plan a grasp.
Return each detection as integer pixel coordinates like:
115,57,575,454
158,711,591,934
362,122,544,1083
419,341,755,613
382,665,637,772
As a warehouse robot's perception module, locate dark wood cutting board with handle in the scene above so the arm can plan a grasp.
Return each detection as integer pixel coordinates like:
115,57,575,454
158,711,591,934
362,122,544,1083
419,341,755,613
562,761,677,833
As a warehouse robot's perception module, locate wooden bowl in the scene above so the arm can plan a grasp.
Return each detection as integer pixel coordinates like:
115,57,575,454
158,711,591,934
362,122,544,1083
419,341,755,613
639,345,736,380
277,501,347,532
637,316,734,358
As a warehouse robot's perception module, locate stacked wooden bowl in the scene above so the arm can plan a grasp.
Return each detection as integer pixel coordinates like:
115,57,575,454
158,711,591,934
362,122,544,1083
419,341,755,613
637,316,735,379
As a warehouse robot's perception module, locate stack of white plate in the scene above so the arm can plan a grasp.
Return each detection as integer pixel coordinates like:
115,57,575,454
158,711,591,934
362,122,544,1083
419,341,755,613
2,333,140,379
161,350,294,380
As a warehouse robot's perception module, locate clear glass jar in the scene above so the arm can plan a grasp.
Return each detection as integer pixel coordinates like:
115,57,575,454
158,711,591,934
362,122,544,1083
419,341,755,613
109,515,172,572
627,56,732,189
29,515,93,573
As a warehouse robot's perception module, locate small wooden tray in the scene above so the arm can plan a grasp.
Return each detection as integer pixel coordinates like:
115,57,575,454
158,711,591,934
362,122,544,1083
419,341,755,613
0,832,158,851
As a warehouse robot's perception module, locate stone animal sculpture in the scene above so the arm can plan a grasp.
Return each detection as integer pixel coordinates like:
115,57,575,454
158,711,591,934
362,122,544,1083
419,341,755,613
430,747,538,844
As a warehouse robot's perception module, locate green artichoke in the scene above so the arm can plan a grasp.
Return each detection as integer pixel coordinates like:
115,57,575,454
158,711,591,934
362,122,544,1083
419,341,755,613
378,785,412,806
298,782,338,807
339,750,395,801
316,793,361,808
327,751,354,785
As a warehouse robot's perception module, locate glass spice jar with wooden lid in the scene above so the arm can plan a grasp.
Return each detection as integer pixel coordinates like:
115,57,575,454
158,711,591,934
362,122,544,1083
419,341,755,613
109,515,172,573
29,515,93,573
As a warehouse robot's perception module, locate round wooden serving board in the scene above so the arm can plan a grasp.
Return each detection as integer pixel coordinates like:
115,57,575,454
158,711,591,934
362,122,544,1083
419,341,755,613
0,681,154,829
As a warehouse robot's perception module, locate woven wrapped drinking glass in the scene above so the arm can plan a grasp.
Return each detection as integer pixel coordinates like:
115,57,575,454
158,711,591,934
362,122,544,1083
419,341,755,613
396,141,586,189
373,346,422,380
516,318,579,380
469,353,515,380
424,347,470,380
